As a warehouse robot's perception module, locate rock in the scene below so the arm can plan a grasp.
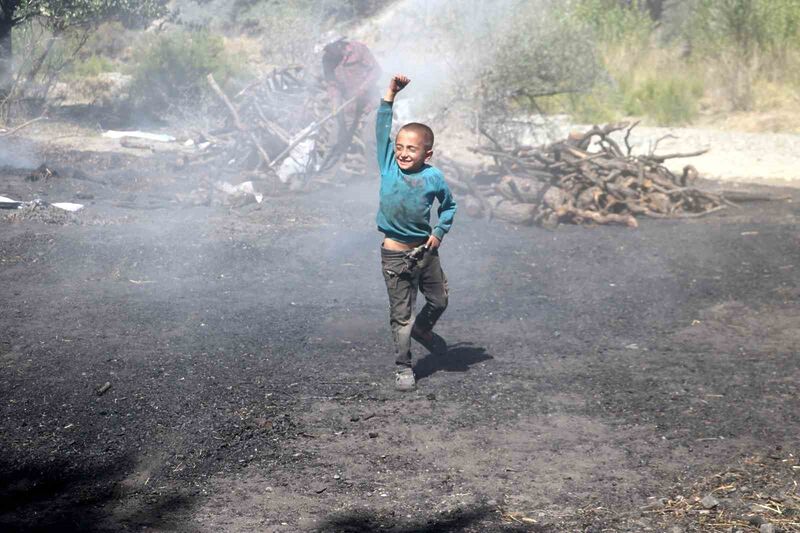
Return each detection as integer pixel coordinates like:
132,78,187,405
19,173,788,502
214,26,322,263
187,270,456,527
368,431,379,438
311,483,327,494
641,498,667,511
426,393,436,401
350,414,360,422
748,515,765,527
759,524,776,533
700,494,720,509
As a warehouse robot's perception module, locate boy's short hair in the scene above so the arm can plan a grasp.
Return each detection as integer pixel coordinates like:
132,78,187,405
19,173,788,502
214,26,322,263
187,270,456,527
399,122,434,150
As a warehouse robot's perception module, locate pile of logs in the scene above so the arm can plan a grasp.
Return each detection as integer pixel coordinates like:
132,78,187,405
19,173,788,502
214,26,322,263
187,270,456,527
447,122,736,228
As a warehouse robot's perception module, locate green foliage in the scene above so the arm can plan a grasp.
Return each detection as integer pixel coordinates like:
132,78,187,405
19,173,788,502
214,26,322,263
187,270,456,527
13,0,167,30
692,0,800,58
129,30,242,111
69,54,114,77
538,88,619,124
688,0,800,110
623,76,703,125
79,21,130,59
475,1,604,121
571,0,654,44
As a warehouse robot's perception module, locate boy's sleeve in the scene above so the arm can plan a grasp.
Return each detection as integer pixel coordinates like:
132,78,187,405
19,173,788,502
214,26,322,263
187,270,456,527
375,100,394,175
433,173,457,240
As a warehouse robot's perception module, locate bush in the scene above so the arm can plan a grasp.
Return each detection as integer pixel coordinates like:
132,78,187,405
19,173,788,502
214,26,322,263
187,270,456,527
571,0,655,44
689,0,800,110
70,54,115,78
623,76,703,125
129,30,242,111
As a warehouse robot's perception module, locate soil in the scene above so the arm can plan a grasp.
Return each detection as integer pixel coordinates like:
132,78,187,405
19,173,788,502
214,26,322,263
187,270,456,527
1,130,799,533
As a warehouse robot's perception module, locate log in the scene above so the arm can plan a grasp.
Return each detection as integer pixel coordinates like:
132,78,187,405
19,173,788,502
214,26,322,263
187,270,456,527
464,195,484,218
542,186,570,209
496,175,545,203
647,192,671,214
487,197,537,225
557,206,638,228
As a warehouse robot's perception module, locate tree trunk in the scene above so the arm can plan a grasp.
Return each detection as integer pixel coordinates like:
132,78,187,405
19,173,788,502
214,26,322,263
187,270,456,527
0,10,13,93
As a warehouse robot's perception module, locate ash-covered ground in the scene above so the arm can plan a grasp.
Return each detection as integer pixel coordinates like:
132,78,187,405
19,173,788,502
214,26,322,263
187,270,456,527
1,138,799,532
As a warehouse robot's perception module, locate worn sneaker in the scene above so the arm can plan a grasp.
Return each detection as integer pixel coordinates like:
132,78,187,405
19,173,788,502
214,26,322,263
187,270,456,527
394,367,416,391
411,326,448,356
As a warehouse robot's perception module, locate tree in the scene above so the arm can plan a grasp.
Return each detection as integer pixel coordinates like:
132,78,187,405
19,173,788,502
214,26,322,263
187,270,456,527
0,0,166,90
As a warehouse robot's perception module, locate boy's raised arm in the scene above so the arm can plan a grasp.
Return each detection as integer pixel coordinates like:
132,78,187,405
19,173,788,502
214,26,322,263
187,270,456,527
375,75,410,174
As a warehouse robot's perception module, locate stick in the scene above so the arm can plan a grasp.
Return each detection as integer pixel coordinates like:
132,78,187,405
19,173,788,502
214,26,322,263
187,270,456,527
0,115,47,137
721,191,792,202
207,74,244,131
623,120,640,156
643,205,727,219
267,94,359,170
647,148,710,163
207,73,272,167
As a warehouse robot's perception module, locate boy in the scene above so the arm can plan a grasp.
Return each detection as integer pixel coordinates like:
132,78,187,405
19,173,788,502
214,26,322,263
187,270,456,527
376,74,457,391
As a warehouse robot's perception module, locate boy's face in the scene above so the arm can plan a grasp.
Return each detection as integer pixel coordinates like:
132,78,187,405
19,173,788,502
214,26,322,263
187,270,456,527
395,129,433,172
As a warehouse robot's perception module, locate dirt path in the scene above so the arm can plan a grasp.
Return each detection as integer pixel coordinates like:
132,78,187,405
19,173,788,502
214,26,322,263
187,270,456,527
0,139,799,532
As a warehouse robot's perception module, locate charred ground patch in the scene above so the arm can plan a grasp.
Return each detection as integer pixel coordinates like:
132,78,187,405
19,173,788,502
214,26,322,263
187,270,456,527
1,148,798,531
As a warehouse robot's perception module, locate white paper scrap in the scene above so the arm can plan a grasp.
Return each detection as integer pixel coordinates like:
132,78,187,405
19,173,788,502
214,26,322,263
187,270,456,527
51,202,84,212
102,130,176,143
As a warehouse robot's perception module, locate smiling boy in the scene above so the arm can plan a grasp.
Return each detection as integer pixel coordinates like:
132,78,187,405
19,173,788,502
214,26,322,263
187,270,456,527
376,74,457,391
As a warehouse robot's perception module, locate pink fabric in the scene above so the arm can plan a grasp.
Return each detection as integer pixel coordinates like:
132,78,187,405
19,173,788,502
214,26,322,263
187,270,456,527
332,41,381,105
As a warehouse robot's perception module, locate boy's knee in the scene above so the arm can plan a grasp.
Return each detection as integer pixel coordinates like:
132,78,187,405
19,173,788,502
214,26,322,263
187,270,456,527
430,292,448,312
390,311,413,328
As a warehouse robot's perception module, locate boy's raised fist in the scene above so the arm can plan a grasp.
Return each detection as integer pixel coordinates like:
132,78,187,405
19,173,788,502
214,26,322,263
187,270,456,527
390,75,410,94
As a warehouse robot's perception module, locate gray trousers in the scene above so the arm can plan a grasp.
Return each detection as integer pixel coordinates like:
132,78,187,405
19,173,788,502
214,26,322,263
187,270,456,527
381,245,449,367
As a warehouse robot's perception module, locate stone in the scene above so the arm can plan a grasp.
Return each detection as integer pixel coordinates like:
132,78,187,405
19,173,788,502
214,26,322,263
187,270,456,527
700,494,720,509
759,524,776,533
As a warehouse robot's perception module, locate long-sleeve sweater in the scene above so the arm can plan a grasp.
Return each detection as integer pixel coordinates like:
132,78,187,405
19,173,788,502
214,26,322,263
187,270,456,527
375,100,456,243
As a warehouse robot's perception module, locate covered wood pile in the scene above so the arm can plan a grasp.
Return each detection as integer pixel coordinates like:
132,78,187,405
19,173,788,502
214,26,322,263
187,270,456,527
445,122,737,229
182,67,367,191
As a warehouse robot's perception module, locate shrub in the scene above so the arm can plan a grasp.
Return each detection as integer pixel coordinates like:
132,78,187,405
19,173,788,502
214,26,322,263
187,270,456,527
70,54,114,78
128,29,242,111
689,0,800,110
624,76,703,125
571,0,654,45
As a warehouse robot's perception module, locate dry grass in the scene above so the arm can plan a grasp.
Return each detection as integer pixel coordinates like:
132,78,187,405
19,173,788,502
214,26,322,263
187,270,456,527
541,39,800,132
645,453,800,532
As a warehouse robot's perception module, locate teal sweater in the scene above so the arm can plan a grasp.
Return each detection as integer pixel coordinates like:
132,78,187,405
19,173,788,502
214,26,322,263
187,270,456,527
375,100,456,243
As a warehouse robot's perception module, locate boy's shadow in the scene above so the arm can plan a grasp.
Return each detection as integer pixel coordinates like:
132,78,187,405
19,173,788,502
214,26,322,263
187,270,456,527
414,342,492,381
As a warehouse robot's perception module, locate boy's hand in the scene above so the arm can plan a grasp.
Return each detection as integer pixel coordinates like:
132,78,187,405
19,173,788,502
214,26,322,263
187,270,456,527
425,235,441,250
390,75,410,93
384,74,409,102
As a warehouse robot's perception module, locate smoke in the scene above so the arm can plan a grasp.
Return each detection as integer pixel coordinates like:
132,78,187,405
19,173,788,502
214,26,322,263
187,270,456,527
340,0,598,149
0,137,41,169
349,0,523,119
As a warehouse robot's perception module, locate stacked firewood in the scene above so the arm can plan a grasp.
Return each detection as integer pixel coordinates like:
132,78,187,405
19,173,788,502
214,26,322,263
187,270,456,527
443,123,735,228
